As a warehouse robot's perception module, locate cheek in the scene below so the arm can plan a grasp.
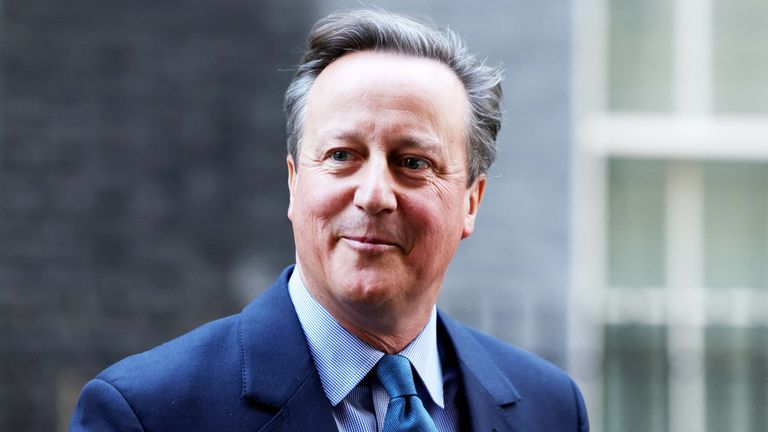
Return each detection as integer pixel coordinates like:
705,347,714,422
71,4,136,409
401,189,466,246
293,178,352,229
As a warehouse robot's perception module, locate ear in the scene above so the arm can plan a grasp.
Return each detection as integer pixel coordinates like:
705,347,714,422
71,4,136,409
287,154,297,221
461,174,486,239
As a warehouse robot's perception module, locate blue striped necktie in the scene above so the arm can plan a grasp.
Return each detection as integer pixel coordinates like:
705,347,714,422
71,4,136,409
375,354,437,432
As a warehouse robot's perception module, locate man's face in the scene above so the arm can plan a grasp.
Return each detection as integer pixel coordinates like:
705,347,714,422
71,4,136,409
287,51,485,330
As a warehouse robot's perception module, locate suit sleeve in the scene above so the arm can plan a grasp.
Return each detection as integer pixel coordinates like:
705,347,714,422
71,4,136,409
70,378,145,432
572,379,590,432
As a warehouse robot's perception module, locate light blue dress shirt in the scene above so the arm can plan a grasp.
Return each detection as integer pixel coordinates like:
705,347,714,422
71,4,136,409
288,265,460,432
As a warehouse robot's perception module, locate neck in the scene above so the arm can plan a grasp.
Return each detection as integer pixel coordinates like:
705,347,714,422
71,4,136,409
334,305,433,354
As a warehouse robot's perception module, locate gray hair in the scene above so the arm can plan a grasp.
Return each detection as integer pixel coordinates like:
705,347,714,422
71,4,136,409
283,9,503,185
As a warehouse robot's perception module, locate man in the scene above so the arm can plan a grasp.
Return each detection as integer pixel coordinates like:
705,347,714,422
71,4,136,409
71,9,588,432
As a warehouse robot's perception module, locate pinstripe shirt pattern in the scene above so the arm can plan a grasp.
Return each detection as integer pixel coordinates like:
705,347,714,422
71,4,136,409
288,266,459,432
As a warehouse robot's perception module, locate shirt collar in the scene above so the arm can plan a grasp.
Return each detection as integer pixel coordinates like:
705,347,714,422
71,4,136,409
288,265,445,408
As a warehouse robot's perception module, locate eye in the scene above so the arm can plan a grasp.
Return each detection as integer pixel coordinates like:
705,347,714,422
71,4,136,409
399,156,430,170
329,150,351,162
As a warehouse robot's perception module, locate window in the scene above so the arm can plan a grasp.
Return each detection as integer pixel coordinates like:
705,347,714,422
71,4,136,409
571,1,768,431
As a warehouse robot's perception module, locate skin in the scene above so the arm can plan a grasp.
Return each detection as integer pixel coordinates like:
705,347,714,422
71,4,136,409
287,51,486,353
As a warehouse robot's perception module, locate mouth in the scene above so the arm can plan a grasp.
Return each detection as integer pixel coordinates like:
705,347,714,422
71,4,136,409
341,236,401,253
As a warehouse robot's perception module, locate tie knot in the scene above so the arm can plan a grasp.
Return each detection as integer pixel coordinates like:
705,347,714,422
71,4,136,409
375,355,418,398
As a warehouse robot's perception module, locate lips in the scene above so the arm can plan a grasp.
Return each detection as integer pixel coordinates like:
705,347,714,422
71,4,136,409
341,235,402,252
344,236,396,245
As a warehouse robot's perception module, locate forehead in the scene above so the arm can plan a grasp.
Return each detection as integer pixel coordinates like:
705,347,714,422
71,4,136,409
304,51,469,144
315,50,464,92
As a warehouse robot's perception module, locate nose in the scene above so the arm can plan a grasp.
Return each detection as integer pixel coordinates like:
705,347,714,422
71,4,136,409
353,159,397,214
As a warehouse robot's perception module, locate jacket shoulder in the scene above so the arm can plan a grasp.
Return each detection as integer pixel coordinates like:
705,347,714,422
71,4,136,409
94,315,248,426
466,326,576,389
441,314,589,430
99,314,241,388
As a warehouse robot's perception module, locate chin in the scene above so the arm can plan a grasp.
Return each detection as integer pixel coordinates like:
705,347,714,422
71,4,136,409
339,279,396,305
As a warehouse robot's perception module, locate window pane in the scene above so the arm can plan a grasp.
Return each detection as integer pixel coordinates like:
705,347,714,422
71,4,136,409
608,158,666,287
705,327,768,432
608,0,674,111
703,162,768,288
604,325,668,432
713,0,768,113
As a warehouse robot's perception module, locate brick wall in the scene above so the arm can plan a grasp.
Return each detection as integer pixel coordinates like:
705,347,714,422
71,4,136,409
0,1,311,429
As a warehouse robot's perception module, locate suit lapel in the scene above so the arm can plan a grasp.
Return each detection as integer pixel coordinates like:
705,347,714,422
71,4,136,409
239,266,338,432
439,312,523,432
254,372,338,432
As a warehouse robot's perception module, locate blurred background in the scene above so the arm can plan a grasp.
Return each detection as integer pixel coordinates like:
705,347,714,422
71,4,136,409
571,0,768,431
0,0,765,431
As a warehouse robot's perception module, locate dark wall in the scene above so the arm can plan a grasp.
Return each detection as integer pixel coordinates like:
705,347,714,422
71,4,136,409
0,1,311,429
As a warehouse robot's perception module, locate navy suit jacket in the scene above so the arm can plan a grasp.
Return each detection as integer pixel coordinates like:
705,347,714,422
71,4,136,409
71,266,589,431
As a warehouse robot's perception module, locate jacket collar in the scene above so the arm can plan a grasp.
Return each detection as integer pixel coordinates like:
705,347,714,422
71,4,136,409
238,265,338,431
